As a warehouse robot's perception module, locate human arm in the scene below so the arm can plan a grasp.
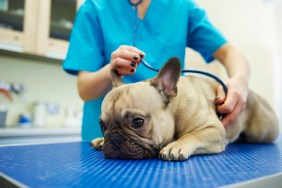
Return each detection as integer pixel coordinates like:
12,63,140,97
77,45,145,101
213,43,250,128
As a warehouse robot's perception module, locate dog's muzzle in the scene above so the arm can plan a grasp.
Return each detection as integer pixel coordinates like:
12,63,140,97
103,131,157,159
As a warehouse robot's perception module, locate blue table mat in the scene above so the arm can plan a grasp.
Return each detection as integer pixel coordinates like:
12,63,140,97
0,136,281,188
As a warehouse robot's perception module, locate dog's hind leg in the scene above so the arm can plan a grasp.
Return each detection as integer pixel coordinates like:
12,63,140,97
241,92,279,143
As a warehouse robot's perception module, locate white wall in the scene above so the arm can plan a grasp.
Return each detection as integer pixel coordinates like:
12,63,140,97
186,0,282,129
272,2,282,130
0,54,83,127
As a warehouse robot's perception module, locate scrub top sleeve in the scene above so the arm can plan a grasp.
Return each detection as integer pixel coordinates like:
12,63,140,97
187,1,227,63
63,1,105,75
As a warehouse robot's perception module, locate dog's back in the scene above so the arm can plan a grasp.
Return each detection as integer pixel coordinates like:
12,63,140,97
182,75,279,144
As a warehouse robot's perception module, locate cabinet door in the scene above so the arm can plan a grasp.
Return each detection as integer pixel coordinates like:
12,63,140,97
36,0,84,59
0,0,37,53
0,0,84,58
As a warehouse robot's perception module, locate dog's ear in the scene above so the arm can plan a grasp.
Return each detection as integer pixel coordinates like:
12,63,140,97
111,69,124,88
150,57,181,104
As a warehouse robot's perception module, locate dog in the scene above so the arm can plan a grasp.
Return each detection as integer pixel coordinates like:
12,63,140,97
91,57,279,161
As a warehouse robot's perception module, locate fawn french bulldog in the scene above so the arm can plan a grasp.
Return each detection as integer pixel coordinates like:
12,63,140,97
91,57,279,161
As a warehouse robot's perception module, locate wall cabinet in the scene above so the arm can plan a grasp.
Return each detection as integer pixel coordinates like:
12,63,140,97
0,0,84,60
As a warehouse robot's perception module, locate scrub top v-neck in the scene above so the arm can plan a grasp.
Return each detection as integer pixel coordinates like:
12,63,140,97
63,0,227,141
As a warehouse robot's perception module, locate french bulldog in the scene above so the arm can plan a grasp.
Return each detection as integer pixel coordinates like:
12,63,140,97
91,57,279,161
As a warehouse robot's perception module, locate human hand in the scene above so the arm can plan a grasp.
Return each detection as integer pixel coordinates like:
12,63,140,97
215,77,249,129
110,45,145,77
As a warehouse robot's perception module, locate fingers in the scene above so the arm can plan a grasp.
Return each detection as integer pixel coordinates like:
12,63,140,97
220,99,245,128
216,87,246,128
215,85,226,105
110,45,145,76
118,45,145,59
111,58,136,71
217,89,237,114
116,66,136,75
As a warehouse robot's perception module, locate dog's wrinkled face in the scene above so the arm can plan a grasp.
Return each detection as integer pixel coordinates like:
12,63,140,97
100,83,162,159
100,58,181,159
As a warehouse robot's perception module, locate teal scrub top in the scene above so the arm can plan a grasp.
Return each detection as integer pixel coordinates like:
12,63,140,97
63,0,227,141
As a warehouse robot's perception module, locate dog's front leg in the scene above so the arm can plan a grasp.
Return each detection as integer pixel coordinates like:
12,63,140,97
159,126,225,161
90,137,104,150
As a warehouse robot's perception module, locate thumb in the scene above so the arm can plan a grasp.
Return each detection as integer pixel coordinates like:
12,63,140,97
215,85,226,104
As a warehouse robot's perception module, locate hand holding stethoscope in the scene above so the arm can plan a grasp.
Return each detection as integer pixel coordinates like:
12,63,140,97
110,45,145,77
111,0,227,95
109,0,144,77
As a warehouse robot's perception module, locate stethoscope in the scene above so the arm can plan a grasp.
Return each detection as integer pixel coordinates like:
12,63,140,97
128,0,228,95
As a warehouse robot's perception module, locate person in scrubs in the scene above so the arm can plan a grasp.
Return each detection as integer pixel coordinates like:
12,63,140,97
63,0,250,141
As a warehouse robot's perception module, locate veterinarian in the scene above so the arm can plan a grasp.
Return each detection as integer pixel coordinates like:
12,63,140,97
63,0,250,141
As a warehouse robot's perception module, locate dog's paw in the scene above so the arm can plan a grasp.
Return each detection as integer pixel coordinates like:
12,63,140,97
90,137,104,150
159,141,191,161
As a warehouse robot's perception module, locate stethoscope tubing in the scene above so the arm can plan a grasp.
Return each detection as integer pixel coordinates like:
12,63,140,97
141,59,228,94
129,0,228,95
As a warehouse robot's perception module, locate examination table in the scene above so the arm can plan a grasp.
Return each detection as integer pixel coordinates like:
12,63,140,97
0,136,281,188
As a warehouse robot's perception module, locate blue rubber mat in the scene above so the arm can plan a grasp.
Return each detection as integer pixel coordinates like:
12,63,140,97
0,136,281,188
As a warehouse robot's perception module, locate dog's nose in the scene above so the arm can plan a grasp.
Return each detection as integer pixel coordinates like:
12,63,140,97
109,133,125,149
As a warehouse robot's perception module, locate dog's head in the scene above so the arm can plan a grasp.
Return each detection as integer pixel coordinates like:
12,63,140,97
100,57,181,159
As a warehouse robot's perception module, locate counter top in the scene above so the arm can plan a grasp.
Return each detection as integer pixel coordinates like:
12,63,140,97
0,136,281,188
0,127,82,145
0,127,81,137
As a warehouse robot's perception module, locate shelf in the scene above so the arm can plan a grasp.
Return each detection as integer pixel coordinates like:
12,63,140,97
49,0,76,40
0,10,24,31
50,21,72,41
0,48,64,63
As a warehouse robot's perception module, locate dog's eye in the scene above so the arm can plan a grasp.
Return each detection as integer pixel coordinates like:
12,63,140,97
132,118,144,128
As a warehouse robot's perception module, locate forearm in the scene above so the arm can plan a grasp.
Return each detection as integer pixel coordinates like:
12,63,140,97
77,64,112,101
224,49,250,85
214,43,251,127
214,43,250,86
77,45,145,102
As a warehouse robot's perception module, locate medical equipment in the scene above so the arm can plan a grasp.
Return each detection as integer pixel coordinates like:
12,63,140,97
128,0,228,94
